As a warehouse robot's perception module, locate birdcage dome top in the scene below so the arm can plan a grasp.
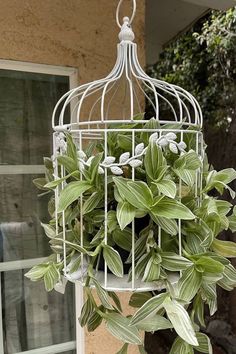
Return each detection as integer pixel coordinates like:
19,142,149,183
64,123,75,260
52,1,203,132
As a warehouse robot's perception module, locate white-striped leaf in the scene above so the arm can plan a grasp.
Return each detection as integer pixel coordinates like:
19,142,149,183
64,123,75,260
170,337,194,354
92,278,113,310
142,256,160,282
114,177,153,210
25,263,50,281
154,179,177,199
43,263,60,292
163,298,198,346
144,140,166,180
116,343,129,354
161,252,193,271
136,314,173,332
117,201,136,230
112,228,133,252
178,266,202,302
150,214,178,235
87,309,103,332
82,191,103,214
130,293,168,325
58,181,91,212
105,313,142,345
194,333,213,354
151,197,195,220
103,245,123,277
79,297,94,327
212,239,236,257
41,223,56,239
129,292,152,308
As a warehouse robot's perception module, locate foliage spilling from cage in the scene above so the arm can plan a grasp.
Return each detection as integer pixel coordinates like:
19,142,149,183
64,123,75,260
26,116,236,353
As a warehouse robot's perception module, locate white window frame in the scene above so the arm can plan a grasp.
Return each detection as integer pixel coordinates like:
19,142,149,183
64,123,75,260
0,59,84,354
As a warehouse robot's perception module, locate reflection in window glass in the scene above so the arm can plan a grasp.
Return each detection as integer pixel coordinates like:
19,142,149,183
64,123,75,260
0,174,51,261
0,69,69,165
0,68,75,354
2,270,75,353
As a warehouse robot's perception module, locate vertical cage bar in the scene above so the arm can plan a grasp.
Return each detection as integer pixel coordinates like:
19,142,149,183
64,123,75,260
178,131,183,257
60,136,67,273
53,133,60,264
158,130,162,248
195,132,199,204
131,129,135,290
104,129,108,288
79,131,84,283
75,282,85,354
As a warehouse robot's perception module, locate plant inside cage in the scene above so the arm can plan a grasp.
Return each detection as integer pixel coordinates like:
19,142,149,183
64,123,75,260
25,1,236,353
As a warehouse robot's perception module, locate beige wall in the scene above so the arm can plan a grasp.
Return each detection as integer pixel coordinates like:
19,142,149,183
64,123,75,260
0,1,145,353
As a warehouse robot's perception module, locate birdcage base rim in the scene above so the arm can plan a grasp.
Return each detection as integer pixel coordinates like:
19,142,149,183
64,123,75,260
66,271,179,292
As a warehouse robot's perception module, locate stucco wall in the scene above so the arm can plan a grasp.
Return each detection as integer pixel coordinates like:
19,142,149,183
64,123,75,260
0,1,145,353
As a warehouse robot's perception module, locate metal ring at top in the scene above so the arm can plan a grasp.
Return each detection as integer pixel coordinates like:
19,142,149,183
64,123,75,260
116,0,136,28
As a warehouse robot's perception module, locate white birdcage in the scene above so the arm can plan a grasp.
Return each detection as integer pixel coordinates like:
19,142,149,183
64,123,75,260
51,0,204,292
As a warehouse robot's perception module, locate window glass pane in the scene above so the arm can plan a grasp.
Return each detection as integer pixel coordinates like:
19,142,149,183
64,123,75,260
0,69,69,165
2,270,75,353
0,174,51,261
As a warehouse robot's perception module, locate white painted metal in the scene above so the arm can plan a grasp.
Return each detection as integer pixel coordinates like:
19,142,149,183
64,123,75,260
75,282,85,354
14,341,76,354
51,0,204,295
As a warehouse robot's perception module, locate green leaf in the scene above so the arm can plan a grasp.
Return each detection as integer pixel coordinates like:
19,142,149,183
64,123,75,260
140,118,160,144
41,223,56,239
79,297,94,327
136,314,173,332
150,214,178,235
178,266,202,302
138,345,147,354
151,197,195,220
129,292,152,308
103,245,124,277
154,179,177,198
174,150,201,170
113,177,153,210
57,155,77,173
66,132,77,161
117,134,133,150
58,181,91,212
212,239,236,257
33,177,48,190
204,168,236,194
43,263,60,291
194,333,213,354
92,278,113,310
116,343,129,354
170,337,194,354
161,252,193,271
163,297,198,346
112,228,133,252
108,292,122,312
105,313,142,345
144,140,166,181
195,256,225,273
117,201,136,230
173,168,196,187
130,293,168,325
25,263,50,281
82,191,103,214
87,308,103,332
193,294,205,327
88,153,103,183
142,256,160,282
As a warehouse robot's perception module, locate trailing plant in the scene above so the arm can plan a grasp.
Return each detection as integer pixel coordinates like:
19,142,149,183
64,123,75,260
26,116,236,353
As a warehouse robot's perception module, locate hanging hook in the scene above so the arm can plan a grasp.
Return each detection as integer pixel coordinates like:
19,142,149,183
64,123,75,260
116,0,136,28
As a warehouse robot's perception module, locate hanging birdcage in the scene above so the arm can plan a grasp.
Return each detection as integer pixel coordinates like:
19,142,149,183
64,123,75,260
51,0,204,293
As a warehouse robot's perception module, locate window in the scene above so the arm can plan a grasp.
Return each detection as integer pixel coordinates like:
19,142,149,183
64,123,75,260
0,60,78,354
